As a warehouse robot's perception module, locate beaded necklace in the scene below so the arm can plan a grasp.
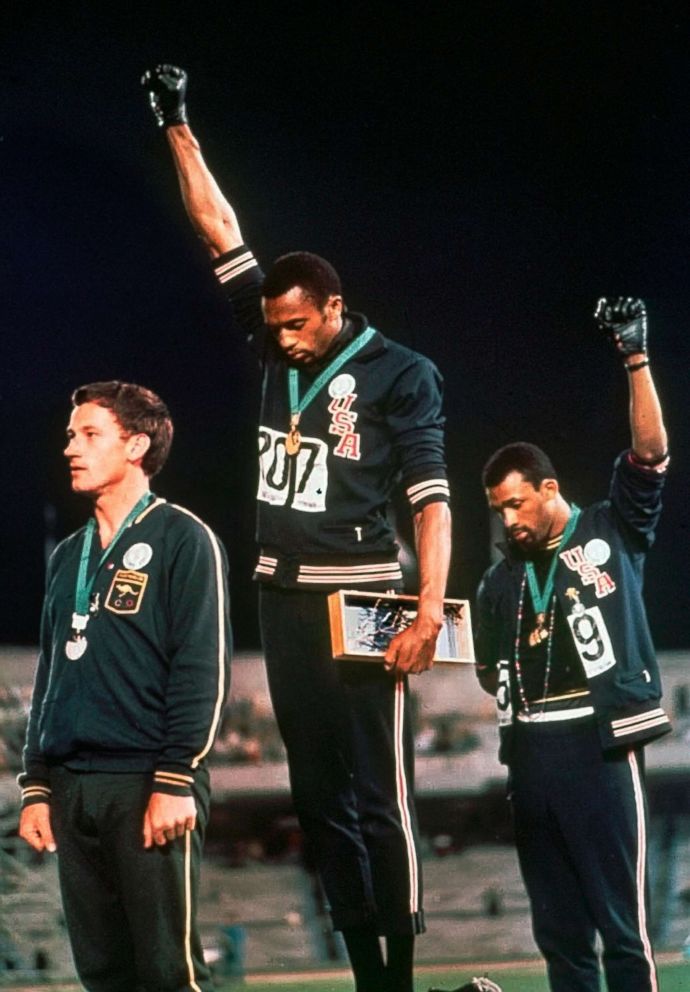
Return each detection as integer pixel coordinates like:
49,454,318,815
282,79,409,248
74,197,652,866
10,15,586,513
512,572,557,719
512,505,580,720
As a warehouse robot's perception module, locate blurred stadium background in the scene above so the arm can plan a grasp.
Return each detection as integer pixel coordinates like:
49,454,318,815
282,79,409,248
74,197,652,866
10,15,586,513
2,646,689,988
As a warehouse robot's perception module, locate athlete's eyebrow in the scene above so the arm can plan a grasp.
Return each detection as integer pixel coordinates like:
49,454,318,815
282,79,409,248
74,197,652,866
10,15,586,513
267,317,308,329
66,422,102,437
489,495,523,509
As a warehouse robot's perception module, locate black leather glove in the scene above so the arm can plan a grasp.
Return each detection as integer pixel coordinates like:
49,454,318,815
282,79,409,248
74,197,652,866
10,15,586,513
141,64,188,128
594,296,648,358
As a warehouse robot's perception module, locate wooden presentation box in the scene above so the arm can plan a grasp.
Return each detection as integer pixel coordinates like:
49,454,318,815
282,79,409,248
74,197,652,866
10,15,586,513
328,590,475,665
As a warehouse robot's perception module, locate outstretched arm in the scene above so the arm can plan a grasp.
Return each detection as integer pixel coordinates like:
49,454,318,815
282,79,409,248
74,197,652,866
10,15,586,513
595,297,668,463
142,65,243,258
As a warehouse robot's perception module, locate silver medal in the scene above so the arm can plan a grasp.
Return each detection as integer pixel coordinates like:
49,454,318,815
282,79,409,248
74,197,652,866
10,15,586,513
66,612,89,658
65,637,88,660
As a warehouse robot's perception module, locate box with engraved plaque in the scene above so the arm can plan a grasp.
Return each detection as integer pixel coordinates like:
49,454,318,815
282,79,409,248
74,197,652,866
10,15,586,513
328,590,475,664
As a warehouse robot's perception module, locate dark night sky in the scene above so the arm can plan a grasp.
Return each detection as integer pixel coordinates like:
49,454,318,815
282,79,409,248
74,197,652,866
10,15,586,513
2,2,689,648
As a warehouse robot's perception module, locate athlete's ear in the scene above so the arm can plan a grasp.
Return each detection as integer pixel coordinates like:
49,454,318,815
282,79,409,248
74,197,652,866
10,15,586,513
325,294,343,317
540,478,559,500
126,433,151,466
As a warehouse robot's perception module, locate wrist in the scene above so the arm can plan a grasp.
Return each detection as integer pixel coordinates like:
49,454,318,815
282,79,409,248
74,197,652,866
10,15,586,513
415,604,444,630
625,357,649,372
162,110,188,129
165,123,198,151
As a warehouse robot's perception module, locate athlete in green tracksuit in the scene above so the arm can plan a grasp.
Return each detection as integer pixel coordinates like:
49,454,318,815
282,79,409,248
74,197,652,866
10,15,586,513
19,380,231,992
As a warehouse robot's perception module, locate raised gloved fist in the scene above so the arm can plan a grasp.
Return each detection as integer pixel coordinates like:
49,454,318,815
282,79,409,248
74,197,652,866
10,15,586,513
594,296,648,357
428,977,503,992
141,64,188,128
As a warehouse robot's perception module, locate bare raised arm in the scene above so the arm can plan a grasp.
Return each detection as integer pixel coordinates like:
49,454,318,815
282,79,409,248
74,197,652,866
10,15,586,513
142,65,244,258
594,296,668,463
166,124,243,258
626,359,667,463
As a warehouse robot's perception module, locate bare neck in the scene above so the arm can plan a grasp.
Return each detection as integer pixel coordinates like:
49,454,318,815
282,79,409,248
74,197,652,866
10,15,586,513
93,479,151,548
549,495,573,541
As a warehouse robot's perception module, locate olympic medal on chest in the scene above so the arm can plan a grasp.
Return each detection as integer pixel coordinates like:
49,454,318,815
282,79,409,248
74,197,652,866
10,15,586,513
285,428,302,456
65,636,88,660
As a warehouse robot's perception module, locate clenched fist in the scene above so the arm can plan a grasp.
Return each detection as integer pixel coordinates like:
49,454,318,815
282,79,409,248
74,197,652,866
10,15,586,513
594,296,648,358
141,64,188,128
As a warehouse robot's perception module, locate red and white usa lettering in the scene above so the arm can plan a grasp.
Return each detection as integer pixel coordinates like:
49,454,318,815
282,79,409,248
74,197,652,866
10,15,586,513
559,545,617,599
328,394,362,461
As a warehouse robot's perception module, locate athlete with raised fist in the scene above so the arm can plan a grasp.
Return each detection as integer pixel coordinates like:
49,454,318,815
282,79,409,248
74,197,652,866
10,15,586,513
142,64,453,992
474,298,669,992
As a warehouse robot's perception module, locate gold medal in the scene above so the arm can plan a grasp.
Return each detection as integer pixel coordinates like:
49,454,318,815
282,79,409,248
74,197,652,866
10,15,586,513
528,612,549,647
285,414,301,455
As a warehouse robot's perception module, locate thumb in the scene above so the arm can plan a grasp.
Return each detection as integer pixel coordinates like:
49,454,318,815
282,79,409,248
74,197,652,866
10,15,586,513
37,807,57,853
44,821,57,853
142,808,153,849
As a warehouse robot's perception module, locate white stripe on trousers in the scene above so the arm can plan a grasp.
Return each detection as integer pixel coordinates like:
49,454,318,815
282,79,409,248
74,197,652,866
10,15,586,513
628,750,658,992
393,679,419,914
184,831,202,992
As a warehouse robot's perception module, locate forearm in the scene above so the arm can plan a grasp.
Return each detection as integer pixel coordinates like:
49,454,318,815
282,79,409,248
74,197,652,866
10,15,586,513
596,297,668,463
474,576,501,696
166,124,244,258
626,361,668,462
157,526,231,792
19,647,51,796
413,501,452,623
384,500,451,673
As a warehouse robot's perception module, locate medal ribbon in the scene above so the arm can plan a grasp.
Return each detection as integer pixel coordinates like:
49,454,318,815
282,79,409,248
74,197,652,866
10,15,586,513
73,492,153,619
288,326,376,422
524,505,581,617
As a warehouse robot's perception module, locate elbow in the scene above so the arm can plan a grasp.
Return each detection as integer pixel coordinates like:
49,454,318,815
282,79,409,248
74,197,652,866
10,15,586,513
193,219,238,258
632,438,669,466
414,499,451,529
186,205,242,257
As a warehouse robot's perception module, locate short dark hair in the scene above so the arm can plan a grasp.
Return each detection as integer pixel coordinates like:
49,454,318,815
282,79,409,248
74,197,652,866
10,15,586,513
482,442,558,490
71,381,173,478
262,251,342,310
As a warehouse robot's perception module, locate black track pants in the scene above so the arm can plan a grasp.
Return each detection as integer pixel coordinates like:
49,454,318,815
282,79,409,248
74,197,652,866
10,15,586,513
259,585,424,935
510,719,658,992
49,766,212,992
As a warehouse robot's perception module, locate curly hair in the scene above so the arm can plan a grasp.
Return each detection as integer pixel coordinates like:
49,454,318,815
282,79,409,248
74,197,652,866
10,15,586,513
262,251,342,309
482,442,558,490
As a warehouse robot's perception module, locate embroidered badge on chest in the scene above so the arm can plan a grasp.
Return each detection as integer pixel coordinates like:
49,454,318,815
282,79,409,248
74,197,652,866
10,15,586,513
105,569,149,615
328,378,361,461
123,542,153,570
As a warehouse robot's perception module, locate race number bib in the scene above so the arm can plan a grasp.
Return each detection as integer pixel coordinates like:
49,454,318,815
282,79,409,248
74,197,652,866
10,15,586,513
566,605,616,678
257,426,328,513
496,659,513,727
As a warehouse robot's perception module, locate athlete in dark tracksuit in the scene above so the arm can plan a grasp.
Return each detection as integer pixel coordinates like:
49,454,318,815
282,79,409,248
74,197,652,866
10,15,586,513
215,245,448,936
475,298,670,992
142,64,452,992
